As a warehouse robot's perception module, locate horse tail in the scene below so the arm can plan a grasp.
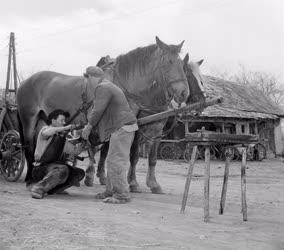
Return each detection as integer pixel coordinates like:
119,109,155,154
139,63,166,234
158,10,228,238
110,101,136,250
17,110,48,147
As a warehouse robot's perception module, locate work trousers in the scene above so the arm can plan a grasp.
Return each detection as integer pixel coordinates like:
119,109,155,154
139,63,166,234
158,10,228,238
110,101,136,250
32,163,85,194
105,128,135,199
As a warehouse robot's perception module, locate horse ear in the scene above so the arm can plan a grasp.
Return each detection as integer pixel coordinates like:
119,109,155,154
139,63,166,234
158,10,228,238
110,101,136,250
183,53,189,65
176,40,184,53
156,36,170,51
197,59,204,66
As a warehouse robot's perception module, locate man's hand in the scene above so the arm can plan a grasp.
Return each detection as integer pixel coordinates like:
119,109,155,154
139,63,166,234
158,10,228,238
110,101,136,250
81,124,93,140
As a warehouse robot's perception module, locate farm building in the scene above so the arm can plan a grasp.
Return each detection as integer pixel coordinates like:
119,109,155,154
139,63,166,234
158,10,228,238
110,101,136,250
158,75,284,160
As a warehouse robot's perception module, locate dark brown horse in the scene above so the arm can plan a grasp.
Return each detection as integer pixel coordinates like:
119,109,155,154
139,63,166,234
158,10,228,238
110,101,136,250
17,36,189,186
89,53,206,193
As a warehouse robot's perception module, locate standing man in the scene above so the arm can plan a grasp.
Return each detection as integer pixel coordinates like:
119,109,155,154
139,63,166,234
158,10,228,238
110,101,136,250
82,66,138,204
31,109,85,199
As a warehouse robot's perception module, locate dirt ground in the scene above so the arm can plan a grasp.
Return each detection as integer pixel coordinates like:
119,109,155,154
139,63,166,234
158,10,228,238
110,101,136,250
0,157,284,250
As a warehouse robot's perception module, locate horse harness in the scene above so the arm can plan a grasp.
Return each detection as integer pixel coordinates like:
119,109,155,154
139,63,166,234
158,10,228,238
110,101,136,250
66,77,93,125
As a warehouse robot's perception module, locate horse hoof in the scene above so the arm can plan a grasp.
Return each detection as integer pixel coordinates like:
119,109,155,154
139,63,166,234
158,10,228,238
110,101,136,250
99,176,106,185
150,186,164,194
129,185,142,193
84,176,94,187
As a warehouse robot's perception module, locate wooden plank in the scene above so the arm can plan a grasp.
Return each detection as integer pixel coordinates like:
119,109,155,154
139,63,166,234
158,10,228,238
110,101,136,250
241,147,248,221
138,97,223,126
185,132,259,144
204,147,210,222
219,147,231,214
180,145,197,213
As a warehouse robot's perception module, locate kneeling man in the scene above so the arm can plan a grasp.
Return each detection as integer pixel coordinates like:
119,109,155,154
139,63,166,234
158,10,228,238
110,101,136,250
31,109,85,199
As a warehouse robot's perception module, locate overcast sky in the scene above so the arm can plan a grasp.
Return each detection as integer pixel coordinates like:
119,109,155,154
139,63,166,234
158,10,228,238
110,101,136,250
0,0,283,88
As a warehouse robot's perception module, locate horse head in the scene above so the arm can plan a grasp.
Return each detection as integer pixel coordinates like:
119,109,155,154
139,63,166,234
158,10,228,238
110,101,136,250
154,36,189,104
183,53,206,104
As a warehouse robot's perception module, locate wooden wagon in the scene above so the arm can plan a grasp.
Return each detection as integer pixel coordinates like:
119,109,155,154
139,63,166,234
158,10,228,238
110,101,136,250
0,32,25,182
0,86,25,182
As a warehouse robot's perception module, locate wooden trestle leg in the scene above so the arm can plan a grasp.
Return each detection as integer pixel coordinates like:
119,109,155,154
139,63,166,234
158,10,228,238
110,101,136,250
219,147,231,214
180,145,198,213
241,147,248,221
204,147,210,222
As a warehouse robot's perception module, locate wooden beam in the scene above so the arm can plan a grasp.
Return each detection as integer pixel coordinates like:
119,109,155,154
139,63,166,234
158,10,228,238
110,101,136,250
138,97,223,126
11,32,18,92
5,33,13,100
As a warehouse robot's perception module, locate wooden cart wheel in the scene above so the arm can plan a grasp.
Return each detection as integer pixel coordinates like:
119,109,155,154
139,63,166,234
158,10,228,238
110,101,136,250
159,143,176,160
174,143,183,160
0,130,25,182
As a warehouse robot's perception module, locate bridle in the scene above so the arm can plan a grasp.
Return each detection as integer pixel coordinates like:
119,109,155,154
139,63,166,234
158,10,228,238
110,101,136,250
113,55,187,142
114,54,187,113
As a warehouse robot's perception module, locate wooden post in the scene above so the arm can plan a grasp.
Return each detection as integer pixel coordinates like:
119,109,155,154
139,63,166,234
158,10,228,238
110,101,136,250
241,147,248,221
5,33,13,99
11,32,18,92
184,121,189,135
244,123,249,135
255,122,258,134
204,146,210,222
221,123,225,133
219,147,231,214
181,145,197,213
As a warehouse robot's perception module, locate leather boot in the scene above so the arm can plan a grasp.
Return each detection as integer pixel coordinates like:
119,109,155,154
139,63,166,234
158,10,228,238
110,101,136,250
31,168,66,199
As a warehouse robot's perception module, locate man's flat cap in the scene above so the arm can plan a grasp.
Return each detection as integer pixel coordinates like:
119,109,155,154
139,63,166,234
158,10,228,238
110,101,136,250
86,66,104,77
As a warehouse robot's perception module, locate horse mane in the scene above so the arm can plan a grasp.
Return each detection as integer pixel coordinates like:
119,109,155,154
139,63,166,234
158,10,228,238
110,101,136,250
115,44,158,79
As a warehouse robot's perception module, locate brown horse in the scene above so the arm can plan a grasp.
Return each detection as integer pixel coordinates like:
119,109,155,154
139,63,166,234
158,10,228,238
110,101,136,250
90,53,206,193
16,36,189,186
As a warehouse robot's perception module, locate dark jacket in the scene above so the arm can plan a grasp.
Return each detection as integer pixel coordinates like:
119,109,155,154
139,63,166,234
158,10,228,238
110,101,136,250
88,79,137,142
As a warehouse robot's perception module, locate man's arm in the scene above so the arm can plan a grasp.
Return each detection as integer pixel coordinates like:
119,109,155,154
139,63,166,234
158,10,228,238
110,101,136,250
41,125,73,138
88,85,112,128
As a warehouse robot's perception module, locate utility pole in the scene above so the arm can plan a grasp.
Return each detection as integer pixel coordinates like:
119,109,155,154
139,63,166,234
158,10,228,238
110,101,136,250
5,32,18,102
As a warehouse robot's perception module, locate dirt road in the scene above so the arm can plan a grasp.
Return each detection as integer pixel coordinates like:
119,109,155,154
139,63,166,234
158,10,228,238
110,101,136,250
0,158,283,249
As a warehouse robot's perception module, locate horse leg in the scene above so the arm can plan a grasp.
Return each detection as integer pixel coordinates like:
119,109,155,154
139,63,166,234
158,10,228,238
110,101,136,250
127,133,142,193
96,142,108,185
24,145,35,188
84,147,96,187
23,116,43,188
146,139,163,194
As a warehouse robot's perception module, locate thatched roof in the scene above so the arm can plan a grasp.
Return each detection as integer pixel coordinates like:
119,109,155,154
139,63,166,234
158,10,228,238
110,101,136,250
199,76,284,120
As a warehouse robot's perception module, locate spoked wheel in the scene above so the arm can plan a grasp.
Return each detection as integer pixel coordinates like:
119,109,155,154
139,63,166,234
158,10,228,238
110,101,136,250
198,146,217,160
0,130,25,182
160,143,177,160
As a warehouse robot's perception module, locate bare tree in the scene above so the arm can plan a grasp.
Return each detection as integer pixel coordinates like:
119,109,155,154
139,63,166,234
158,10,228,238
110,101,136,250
213,64,284,106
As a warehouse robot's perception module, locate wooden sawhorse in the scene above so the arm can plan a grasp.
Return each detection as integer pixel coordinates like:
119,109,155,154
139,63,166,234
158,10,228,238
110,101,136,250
180,143,249,222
